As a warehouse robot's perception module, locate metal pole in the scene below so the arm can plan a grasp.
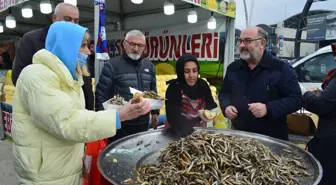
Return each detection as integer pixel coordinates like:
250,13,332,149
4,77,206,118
248,0,255,26
294,0,313,58
94,4,100,85
224,17,235,129
242,0,249,28
94,2,106,85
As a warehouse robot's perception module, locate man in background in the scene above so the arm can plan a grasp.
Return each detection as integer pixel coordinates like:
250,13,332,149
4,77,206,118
0,52,12,69
219,27,302,140
12,3,94,110
87,41,95,77
95,30,159,143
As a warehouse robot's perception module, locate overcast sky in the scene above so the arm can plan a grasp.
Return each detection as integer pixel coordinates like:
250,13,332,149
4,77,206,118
234,0,336,30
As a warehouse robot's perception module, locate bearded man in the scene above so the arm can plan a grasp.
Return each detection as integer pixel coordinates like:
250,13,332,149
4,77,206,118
95,30,159,144
218,27,302,140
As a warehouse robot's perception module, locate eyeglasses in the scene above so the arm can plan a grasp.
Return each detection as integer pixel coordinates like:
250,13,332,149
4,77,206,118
238,38,264,45
63,16,79,24
124,40,146,49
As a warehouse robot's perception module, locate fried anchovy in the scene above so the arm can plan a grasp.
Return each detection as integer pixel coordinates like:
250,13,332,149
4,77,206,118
134,131,310,185
143,91,165,100
109,95,127,105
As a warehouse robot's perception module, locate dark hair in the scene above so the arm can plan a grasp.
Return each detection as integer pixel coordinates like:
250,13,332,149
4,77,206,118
257,27,268,41
1,52,10,62
1,52,12,69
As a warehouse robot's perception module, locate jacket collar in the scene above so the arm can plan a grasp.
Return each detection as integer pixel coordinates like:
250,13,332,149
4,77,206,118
33,49,83,89
122,53,143,68
258,50,272,69
41,26,50,43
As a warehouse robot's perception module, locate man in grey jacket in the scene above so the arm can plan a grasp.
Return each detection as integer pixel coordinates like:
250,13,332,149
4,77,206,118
95,30,159,144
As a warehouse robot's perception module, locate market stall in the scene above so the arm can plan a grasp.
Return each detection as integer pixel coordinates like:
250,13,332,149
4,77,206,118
0,0,319,150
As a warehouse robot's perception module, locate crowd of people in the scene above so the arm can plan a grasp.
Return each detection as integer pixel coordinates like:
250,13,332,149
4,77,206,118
5,2,335,185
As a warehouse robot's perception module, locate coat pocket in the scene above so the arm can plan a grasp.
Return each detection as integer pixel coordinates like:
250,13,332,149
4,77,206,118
140,74,152,91
37,142,43,174
265,83,279,101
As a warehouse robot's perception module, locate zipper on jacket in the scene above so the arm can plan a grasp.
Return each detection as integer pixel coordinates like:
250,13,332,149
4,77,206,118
135,67,144,124
135,68,143,91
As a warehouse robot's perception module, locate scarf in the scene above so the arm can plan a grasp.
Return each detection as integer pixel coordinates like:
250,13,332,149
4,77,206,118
322,68,336,89
175,54,202,99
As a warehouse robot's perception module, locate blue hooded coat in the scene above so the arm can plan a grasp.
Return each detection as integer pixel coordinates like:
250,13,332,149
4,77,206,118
12,21,120,185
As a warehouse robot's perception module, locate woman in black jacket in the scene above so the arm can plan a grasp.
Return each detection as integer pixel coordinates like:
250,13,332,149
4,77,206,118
303,56,336,185
165,54,217,137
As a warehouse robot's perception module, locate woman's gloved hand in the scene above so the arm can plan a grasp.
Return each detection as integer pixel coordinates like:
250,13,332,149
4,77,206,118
119,100,150,122
166,123,195,138
179,123,195,137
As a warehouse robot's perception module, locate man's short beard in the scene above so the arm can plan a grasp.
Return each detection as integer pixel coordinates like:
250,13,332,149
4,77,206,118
240,49,261,64
127,53,141,60
240,52,251,61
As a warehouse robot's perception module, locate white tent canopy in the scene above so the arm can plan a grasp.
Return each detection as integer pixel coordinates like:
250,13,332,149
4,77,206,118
0,0,235,83
0,0,230,40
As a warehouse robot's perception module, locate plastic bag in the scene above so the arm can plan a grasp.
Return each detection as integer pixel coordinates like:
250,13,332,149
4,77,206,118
213,111,228,129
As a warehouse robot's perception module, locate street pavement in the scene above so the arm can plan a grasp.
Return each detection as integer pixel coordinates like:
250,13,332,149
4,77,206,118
0,140,17,185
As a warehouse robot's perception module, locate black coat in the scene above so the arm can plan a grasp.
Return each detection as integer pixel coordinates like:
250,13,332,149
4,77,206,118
303,75,336,139
304,75,336,185
12,27,94,110
219,51,302,140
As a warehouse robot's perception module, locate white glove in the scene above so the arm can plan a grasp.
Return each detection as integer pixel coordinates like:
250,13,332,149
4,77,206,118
299,83,307,95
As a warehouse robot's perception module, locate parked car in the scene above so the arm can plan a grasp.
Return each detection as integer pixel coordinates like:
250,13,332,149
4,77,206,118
290,56,304,64
292,45,335,89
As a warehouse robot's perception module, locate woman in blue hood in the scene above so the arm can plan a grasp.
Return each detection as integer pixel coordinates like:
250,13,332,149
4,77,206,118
12,21,150,185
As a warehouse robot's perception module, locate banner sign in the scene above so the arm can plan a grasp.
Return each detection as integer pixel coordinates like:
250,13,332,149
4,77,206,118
181,0,236,18
306,14,327,40
1,102,12,137
325,12,336,40
0,0,28,13
306,12,336,41
107,20,227,87
94,0,109,60
109,32,225,62
108,19,227,62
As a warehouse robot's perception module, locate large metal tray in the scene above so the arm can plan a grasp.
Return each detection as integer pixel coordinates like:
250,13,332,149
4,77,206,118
98,128,322,185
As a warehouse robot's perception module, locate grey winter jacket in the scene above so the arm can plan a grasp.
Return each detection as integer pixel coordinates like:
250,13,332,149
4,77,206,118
95,54,159,125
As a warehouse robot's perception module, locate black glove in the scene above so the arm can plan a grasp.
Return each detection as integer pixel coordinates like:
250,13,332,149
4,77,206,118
165,123,195,138
179,123,195,137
